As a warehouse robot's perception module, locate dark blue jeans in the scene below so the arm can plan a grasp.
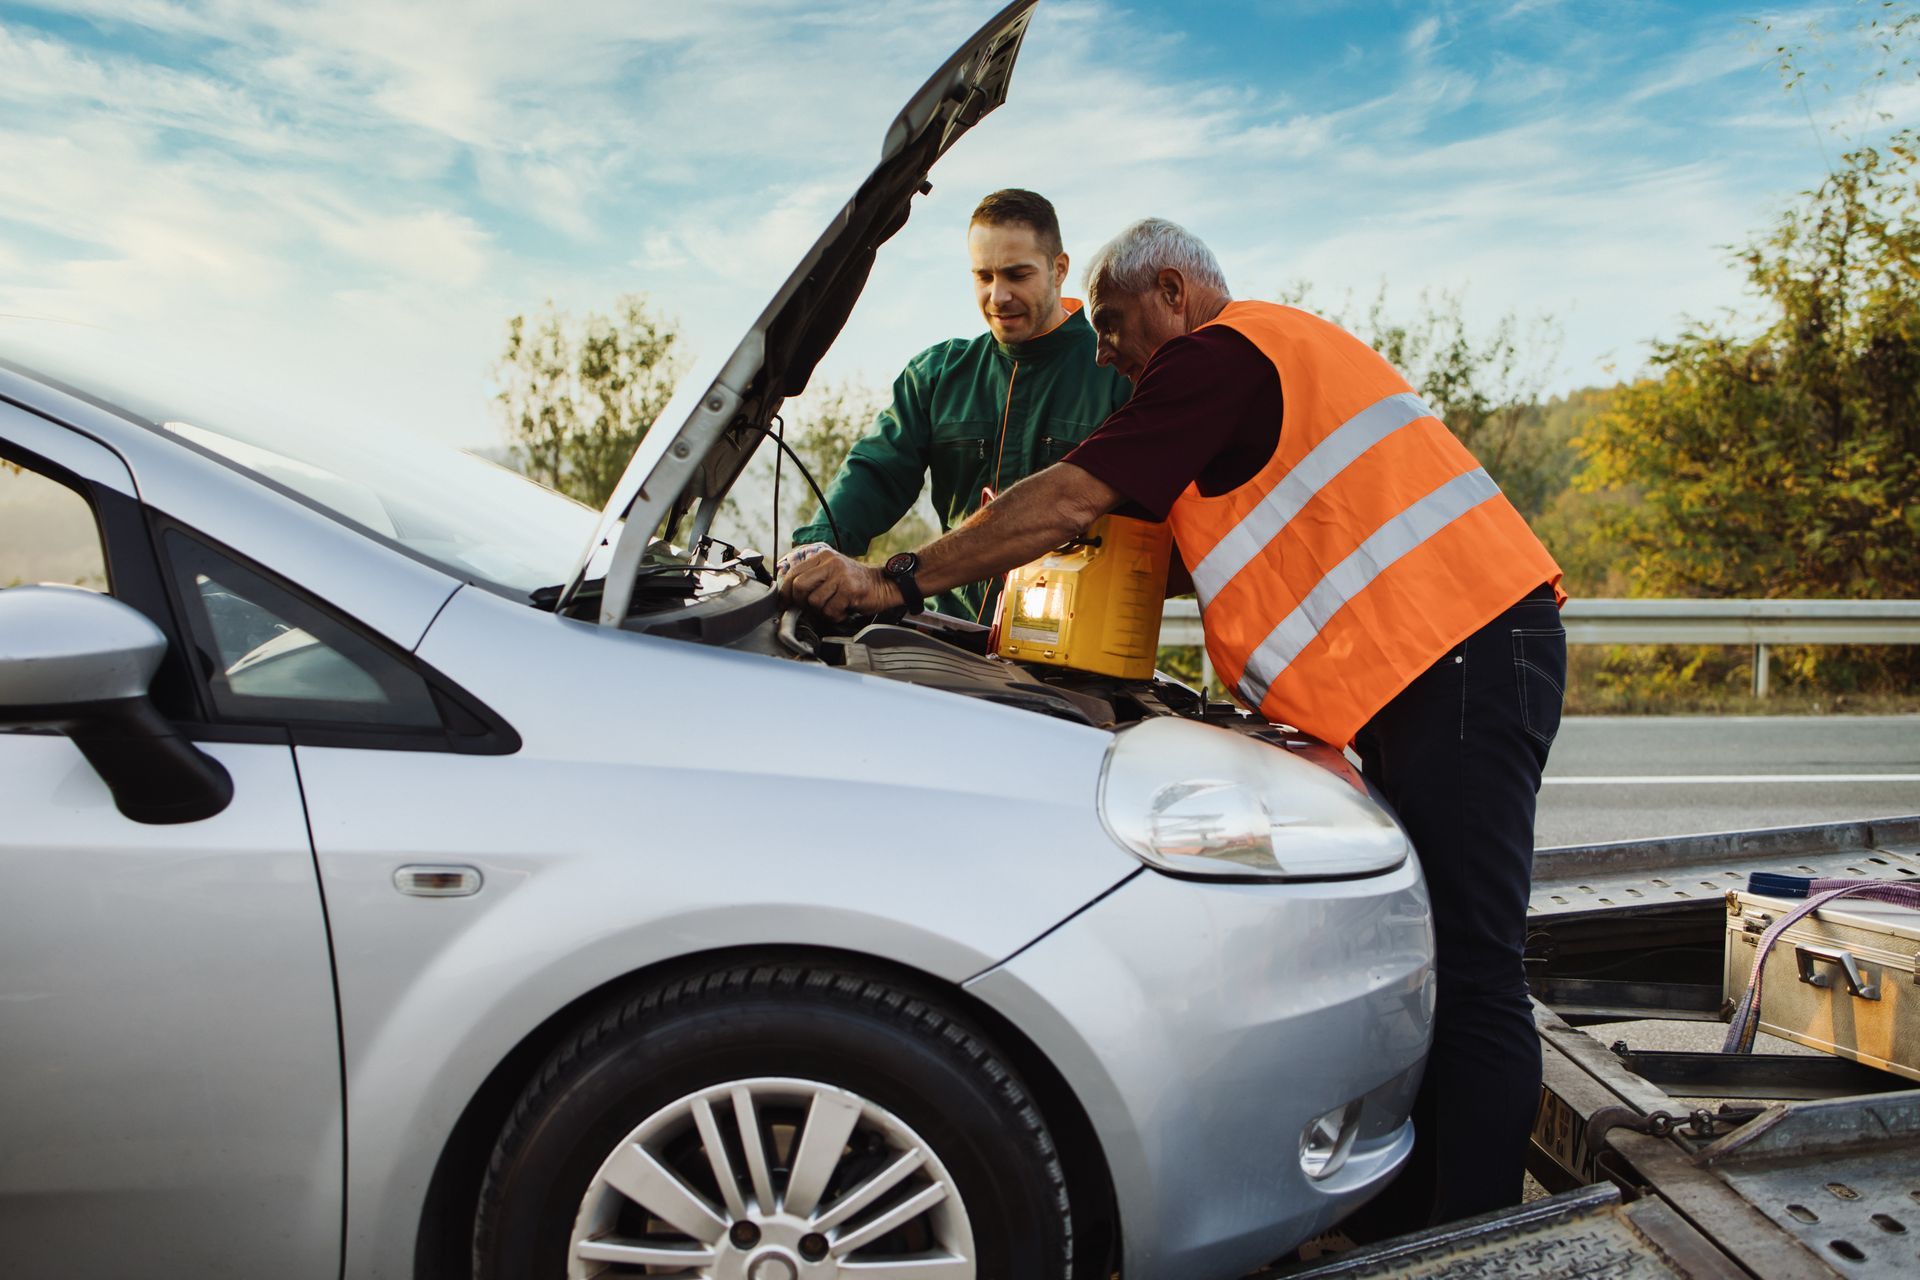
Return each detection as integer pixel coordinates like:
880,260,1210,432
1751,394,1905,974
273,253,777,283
1350,582,1566,1231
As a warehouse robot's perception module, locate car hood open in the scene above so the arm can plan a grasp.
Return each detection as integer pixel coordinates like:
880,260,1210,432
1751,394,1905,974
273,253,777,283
557,0,1038,624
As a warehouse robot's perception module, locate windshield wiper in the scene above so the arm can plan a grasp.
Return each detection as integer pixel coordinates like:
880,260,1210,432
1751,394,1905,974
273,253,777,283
531,554,767,615
531,579,595,612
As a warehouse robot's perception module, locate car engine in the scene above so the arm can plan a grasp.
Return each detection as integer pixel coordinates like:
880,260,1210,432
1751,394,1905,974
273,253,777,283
599,545,1369,792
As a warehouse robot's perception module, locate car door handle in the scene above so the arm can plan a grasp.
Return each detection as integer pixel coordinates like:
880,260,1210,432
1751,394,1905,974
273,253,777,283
1795,943,1880,1000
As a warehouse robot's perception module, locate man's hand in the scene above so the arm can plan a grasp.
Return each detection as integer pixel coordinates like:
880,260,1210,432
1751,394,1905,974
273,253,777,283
778,464,1123,622
777,541,834,576
777,549,904,621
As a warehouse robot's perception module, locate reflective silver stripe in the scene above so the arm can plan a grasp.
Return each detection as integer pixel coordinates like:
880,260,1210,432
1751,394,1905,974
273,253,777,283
1236,467,1502,710
1190,391,1438,603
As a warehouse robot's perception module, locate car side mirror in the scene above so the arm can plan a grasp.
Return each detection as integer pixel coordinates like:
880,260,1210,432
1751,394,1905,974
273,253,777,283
0,585,233,824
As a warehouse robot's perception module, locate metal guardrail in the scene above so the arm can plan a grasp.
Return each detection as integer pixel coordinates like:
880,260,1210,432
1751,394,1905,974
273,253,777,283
1161,598,1920,698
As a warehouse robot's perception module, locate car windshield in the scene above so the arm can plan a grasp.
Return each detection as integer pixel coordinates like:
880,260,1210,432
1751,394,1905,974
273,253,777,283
2,323,602,599
156,418,600,597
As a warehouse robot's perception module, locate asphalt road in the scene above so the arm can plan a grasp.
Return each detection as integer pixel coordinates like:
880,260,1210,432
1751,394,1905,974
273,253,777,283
1534,714,1920,847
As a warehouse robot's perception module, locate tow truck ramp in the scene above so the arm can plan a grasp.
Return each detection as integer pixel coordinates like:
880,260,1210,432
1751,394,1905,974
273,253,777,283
1263,817,1920,1280
1267,1182,1745,1279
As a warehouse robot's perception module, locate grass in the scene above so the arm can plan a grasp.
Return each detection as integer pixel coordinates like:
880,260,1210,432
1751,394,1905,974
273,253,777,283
1564,683,1919,715
1564,645,1919,716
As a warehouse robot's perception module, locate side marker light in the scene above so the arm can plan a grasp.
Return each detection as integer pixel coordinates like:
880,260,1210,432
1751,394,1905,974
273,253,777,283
394,864,483,897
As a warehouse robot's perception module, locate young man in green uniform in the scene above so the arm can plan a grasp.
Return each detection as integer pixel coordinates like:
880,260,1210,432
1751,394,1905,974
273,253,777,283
787,188,1131,621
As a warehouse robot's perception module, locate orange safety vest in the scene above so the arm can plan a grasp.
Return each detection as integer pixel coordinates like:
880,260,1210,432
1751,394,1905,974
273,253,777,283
1166,301,1565,746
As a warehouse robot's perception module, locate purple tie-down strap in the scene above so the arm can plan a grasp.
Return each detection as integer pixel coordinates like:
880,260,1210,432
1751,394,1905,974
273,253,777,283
1724,880,1920,1054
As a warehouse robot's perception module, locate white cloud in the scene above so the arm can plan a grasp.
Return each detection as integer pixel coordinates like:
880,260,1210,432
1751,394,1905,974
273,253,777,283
1626,27,1774,103
0,25,285,153
0,0,1866,460
473,152,603,240
1480,52,1567,105
14,0,227,39
307,206,494,287
1867,77,1920,120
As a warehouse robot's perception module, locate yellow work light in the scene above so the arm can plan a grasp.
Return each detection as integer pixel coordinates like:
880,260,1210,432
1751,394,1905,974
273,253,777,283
993,514,1173,680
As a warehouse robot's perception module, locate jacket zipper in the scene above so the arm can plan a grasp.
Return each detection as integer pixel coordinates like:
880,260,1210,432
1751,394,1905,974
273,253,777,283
971,360,1020,622
990,361,1018,495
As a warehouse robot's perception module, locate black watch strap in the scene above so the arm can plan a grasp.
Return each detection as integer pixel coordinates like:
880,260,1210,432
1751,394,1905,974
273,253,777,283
883,553,925,617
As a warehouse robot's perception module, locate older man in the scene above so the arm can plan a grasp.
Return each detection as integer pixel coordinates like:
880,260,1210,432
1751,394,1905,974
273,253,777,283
786,188,1128,620
781,217,1567,1233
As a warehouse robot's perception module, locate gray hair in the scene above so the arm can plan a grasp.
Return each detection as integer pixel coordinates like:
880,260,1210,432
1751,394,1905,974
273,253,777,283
1083,217,1230,299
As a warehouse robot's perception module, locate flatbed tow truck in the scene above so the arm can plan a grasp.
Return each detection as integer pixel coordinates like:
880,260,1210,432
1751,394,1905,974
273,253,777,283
1260,815,1920,1280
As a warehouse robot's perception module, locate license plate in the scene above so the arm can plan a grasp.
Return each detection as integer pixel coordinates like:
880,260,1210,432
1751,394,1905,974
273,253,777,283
1531,1083,1592,1184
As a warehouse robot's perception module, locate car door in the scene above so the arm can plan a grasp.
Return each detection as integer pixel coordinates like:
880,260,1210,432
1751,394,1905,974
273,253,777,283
0,402,342,1280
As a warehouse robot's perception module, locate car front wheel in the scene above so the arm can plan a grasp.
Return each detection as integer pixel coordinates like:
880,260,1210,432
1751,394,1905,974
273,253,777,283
472,962,1073,1279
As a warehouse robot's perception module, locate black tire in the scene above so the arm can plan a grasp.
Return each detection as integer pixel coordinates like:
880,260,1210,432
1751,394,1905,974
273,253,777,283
473,962,1072,1279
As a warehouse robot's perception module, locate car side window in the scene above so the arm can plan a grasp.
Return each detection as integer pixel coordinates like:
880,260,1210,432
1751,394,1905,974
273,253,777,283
164,529,442,729
1,457,108,590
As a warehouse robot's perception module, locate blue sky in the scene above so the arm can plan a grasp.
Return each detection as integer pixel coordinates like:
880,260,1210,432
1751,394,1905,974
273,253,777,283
2,0,1913,450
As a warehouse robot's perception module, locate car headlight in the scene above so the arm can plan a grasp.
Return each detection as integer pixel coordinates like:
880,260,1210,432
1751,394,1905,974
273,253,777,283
1098,718,1408,880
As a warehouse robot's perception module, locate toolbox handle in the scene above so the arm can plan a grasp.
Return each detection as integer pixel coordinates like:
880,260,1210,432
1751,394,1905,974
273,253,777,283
1794,944,1881,1000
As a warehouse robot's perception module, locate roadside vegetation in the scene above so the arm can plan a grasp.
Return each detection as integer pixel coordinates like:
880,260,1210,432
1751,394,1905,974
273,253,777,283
751,381,938,562
1555,4,1919,712
493,294,684,507
493,4,1917,715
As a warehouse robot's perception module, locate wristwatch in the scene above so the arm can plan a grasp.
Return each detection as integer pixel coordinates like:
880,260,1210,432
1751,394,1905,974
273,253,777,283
882,551,925,616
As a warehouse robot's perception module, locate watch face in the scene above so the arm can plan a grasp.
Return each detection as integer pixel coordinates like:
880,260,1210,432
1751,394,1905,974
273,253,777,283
885,551,919,576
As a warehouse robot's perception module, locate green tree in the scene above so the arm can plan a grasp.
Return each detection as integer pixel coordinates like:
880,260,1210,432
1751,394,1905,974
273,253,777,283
494,295,684,506
1572,136,1919,691
778,381,935,561
1577,157,1919,597
1542,2,1920,708
1524,386,1630,595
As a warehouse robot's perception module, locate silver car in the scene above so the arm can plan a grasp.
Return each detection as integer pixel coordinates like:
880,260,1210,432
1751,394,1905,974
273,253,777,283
0,3,1432,1277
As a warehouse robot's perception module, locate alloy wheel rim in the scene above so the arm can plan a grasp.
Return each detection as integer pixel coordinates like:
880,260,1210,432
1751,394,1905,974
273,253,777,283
567,1076,976,1278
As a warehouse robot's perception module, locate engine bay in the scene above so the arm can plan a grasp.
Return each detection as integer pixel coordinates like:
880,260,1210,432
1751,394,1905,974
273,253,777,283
581,539,1368,791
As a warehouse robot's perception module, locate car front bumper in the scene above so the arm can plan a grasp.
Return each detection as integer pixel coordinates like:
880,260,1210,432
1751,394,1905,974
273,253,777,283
964,857,1434,1280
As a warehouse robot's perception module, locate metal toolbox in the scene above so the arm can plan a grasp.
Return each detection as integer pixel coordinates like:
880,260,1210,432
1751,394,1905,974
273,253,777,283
1723,890,1920,1082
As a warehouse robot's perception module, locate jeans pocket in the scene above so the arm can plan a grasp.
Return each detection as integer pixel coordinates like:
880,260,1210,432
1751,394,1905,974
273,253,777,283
1511,627,1567,747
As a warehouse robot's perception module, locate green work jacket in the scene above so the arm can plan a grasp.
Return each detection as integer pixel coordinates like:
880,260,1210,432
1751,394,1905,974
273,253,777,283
792,304,1131,620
